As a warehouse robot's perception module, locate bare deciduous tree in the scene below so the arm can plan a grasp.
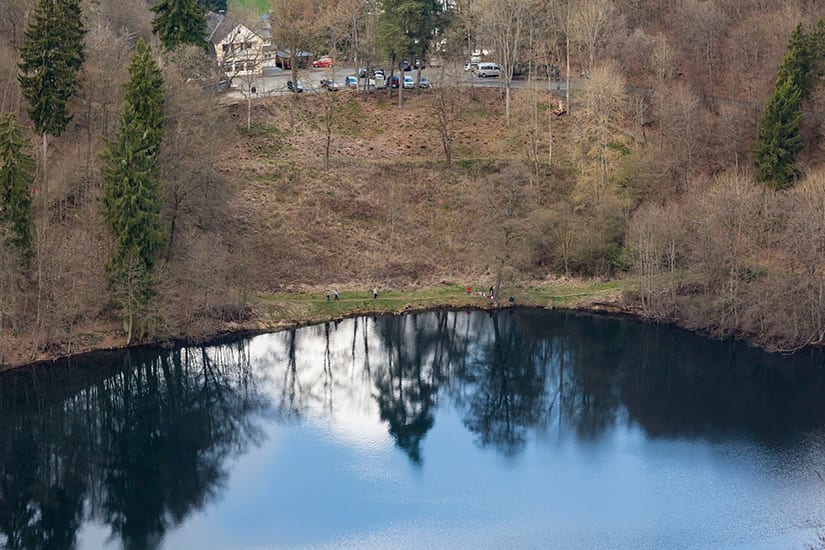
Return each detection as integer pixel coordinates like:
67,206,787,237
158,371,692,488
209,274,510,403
571,63,627,208
671,0,728,95
269,0,320,128
570,0,619,78
476,0,530,123
160,49,231,261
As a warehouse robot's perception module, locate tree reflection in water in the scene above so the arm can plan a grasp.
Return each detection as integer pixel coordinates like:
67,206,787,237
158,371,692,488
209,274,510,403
0,343,266,549
459,312,547,455
2,309,825,547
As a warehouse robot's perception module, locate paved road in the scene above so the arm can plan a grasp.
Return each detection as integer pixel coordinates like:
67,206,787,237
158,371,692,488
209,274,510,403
223,64,570,100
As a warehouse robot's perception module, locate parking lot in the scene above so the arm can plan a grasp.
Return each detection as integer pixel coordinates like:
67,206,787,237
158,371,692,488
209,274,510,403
224,64,435,98
222,63,570,100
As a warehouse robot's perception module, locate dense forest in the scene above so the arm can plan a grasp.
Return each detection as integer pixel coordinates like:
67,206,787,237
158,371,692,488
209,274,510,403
0,0,824,365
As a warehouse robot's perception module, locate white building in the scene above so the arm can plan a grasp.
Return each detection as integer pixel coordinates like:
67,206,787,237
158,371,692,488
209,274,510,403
206,12,264,77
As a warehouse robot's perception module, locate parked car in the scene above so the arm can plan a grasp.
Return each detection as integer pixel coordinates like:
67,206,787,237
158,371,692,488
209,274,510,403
389,74,399,88
286,80,303,92
476,62,501,78
400,60,412,71
312,56,333,68
464,62,479,72
320,78,341,91
417,76,431,88
414,59,425,69
403,75,415,89
358,67,368,78
345,75,358,87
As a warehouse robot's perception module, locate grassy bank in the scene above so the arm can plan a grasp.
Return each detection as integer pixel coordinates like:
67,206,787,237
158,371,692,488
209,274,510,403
0,279,629,371
252,280,627,330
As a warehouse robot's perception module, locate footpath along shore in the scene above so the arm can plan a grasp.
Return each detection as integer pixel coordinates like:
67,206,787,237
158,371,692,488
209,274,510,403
0,280,627,372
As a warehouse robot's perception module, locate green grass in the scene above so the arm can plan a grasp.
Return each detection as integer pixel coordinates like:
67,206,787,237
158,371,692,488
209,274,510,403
253,280,629,329
228,0,269,12
238,122,287,138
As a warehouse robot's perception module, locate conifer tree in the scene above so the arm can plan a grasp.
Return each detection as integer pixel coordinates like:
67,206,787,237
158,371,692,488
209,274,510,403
808,19,825,84
754,75,803,190
0,114,35,264
102,39,166,343
151,0,207,51
777,23,814,98
18,0,85,210
754,22,819,190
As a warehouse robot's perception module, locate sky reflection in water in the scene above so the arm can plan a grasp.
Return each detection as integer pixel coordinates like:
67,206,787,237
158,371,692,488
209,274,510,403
1,309,824,549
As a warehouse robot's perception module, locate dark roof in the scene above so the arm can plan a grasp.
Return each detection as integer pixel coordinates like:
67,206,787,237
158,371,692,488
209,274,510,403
206,11,260,45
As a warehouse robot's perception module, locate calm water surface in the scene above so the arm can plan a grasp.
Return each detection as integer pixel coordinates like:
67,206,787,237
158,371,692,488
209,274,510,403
1,309,825,549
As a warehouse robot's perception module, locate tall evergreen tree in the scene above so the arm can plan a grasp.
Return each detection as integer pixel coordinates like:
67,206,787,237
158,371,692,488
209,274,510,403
0,113,35,264
808,19,825,84
754,22,822,190
151,0,207,51
754,75,804,190
378,0,441,67
102,39,166,343
18,0,85,210
777,23,814,99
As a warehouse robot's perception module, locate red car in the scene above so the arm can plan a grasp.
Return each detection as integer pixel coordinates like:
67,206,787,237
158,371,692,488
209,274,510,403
312,56,333,68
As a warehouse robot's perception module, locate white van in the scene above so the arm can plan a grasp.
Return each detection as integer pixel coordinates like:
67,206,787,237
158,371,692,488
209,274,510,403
476,63,501,78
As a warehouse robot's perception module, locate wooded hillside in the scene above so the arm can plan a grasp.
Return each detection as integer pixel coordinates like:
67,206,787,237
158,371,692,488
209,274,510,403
0,0,824,365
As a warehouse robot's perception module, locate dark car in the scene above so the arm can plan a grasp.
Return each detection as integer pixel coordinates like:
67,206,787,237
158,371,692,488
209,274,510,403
389,74,399,88
320,78,341,91
286,80,303,93
400,60,412,71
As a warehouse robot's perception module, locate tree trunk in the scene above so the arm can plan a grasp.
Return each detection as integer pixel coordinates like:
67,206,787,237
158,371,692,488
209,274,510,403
565,2,571,116
290,60,299,129
42,132,48,216
324,100,332,170
247,91,252,131
505,81,511,124
494,256,505,305
547,76,553,167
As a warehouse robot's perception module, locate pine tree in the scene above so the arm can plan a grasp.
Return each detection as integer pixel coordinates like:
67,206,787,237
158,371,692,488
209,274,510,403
151,0,207,51
754,75,804,190
102,40,166,343
754,22,821,190
777,23,814,98
18,0,85,210
808,19,825,85
0,113,35,264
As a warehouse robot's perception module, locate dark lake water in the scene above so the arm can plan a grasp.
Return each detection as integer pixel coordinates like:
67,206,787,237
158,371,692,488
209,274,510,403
2,309,825,549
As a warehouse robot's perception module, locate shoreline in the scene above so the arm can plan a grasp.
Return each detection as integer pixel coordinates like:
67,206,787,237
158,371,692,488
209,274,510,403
0,280,630,372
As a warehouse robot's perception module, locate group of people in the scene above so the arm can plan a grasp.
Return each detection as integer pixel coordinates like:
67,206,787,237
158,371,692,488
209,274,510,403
325,288,380,301
465,285,496,299
464,285,515,304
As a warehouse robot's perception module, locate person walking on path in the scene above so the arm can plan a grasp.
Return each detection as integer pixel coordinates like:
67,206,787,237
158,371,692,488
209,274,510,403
373,287,378,299
326,290,331,302
334,289,339,301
